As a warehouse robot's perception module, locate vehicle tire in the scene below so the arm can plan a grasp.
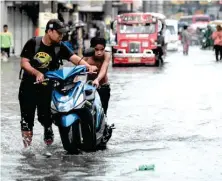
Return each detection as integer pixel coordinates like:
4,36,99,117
58,121,80,154
98,122,109,149
80,109,97,151
111,55,117,67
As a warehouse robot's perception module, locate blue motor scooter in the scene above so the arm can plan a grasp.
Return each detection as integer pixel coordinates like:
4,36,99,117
45,48,114,153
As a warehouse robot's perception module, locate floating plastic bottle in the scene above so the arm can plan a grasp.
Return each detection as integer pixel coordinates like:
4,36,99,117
138,164,155,171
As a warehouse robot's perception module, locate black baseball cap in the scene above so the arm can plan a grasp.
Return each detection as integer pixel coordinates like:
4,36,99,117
45,19,68,33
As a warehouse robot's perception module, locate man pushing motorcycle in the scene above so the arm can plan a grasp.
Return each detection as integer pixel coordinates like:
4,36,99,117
86,37,111,116
19,19,97,148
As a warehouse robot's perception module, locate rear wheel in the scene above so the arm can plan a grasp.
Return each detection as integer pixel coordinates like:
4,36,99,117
58,121,80,154
112,63,118,67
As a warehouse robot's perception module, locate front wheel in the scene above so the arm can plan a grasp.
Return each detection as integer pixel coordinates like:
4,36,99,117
80,110,97,151
58,121,80,154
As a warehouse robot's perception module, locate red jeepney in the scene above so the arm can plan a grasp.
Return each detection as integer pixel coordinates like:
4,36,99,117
111,12,166,66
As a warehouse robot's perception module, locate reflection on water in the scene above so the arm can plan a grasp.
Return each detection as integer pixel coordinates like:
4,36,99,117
1,48,222,181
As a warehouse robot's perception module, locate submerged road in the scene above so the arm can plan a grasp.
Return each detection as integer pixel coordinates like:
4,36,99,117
1,46,222,181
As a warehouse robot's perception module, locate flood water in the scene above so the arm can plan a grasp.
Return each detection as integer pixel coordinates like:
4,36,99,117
1,47,222,181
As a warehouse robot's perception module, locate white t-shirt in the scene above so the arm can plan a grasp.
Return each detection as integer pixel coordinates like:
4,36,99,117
89,28,97,39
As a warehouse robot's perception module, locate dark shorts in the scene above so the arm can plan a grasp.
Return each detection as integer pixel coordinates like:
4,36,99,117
18,80,53,131
214,45,222,60
1,48,10,57
97,83,111,115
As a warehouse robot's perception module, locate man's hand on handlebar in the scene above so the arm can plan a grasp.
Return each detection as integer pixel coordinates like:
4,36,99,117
35,72,44,84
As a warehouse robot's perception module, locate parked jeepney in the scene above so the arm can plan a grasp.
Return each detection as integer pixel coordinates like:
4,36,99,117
111,12,166,66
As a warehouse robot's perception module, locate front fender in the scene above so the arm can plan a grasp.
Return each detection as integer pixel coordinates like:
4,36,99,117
61,114,80,127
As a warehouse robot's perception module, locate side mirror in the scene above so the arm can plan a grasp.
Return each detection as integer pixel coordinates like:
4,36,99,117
83,48,95,57
85,90,95,101
84,83,96,101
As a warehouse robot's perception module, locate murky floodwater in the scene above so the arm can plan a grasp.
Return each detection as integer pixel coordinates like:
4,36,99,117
1,47,222,181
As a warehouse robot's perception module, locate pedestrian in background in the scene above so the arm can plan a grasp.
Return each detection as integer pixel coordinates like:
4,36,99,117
212,25,222,61
0,24,13,61
181,25,190,55
204,25,213,48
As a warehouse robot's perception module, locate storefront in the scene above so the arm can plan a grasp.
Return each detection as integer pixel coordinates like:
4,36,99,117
1,1,37,56
166,0,221,20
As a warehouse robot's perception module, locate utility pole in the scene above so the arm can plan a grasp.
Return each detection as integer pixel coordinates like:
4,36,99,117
104,1,112,44
104,1,112,26
39,0,58,36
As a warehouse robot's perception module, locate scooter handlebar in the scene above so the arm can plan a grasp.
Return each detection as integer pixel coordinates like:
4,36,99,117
33,78,49,84
79,72,97,75
33,72,97,84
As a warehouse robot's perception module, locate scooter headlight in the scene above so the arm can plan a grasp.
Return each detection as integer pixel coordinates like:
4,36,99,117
57,99,74,112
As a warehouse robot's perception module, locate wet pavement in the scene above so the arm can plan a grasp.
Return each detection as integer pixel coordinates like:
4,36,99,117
1,46,222,181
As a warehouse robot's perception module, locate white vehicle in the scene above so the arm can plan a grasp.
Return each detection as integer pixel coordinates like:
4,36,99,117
165,19,179,51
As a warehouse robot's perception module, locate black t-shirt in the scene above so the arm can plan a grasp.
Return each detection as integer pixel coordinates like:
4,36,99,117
20,37,73,81
157,35,165,47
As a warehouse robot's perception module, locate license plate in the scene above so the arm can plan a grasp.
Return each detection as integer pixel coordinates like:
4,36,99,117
129,57,140,63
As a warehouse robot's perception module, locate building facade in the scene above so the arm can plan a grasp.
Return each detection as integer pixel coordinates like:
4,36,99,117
164,0,222,20
1,1,37,56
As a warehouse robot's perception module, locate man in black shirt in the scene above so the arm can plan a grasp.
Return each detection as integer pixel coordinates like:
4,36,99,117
157,31,165,63
19,19,97,148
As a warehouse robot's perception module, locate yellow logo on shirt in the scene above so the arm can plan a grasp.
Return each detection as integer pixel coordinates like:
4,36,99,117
34,52,52,68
